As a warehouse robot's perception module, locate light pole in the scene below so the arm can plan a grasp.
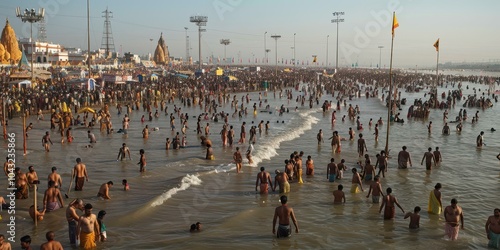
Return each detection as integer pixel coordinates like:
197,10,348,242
220,39,231,64
271,35,281,76
87,0,91,78
331,11,345,71
190,16,208,70
293,33,296,67
378,45,384,68
184,27,189,63
264,31,267,64
16,7,45,81
326,35,330,67
149,38,153,60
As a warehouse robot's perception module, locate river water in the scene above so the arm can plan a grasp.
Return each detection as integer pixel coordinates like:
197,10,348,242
1,80,499,249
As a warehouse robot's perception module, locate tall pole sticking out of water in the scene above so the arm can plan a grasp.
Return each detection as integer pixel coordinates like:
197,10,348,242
434,38,440,108
385,12,398,156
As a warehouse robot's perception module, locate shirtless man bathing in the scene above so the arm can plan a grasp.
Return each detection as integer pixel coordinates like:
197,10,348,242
486,208,500,248
77,203,100,249
255,167,272,194
444,198,464,240
272,195,299,238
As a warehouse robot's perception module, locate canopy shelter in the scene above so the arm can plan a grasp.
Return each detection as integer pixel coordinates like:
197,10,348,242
103,74,132,85
177,70,194,75
8,72,31,80
8,80,32,89
78,107,96,113
175,73,189,79
150,73,158,81
33,69,52,80
65,78,98,91
215,67,224,76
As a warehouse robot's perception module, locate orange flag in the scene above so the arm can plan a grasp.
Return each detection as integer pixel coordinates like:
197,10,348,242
392,12,399,36
433,39,439,52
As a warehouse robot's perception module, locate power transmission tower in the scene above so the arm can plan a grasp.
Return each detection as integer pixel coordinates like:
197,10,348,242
37,17,47,43
100,7,115,57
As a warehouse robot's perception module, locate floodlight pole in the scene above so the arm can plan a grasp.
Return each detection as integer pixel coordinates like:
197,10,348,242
16,7,45,81
264,31,267,64
190,16,208,70
378,46,384,68
331,11,345,71
220,39,231,64
326,35,330,67
271,35,281,76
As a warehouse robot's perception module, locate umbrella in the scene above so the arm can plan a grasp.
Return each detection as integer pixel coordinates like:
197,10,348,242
78,107,96,114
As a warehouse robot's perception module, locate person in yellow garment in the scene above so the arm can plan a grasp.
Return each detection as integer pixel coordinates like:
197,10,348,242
350,168,364,193
76,203,100,249
294,155,303,184
428,183,443,215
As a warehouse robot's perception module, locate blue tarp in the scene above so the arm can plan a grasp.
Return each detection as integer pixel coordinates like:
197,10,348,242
175,74,189,79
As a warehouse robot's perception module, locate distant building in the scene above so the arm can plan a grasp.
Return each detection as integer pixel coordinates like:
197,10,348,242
19,38,67,64
18,38,86,67
124,52,141,64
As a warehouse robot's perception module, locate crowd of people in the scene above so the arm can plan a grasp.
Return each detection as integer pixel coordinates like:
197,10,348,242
1,65,499,248
245,69,498,247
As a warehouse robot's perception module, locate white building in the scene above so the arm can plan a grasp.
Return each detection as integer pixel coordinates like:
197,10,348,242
19,38,70,65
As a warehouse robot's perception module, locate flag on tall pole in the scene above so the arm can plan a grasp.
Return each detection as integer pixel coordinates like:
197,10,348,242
392,12,399,37
434,38,440,108
433,39,439,52
385,11,398,157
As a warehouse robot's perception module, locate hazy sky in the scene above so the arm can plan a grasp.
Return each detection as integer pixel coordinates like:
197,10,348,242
1,0,499,68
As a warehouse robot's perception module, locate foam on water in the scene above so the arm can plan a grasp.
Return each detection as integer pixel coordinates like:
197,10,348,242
150,173,202,207
198,163,236,173
211,163,236,173
250,108,320,166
